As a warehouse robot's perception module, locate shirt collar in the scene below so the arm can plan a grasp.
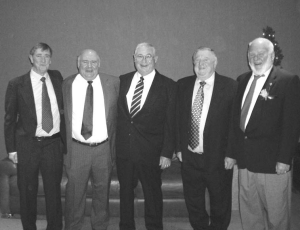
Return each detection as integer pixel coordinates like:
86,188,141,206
195,72,215,86
30,68,49,81
252,65,273,78
136,69,156,81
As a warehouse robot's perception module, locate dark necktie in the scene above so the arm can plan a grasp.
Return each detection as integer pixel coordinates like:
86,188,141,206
41,77,53,133
240,75,263,131
189,81,206,150
130,76,144,118
81,81,93,140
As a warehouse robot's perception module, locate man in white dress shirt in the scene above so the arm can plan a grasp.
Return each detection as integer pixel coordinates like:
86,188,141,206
63,49,119,230
4,42,65,230
176,47,237,230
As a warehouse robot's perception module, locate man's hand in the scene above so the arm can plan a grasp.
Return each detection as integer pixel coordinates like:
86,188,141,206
176,152,182,162
159,156,171,169
224,157,236,170
9,152,18,164
276,162,290,175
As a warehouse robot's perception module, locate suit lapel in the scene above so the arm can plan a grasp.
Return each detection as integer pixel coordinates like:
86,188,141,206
49,71,62,110
123,73,134,115
65,75,76,122
20,72,37,120
246,67,277,133
100,74,109,121
204,73,226,132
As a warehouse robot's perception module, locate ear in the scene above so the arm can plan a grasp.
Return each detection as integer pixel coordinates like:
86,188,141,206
154,56,158,63
29,55,33,64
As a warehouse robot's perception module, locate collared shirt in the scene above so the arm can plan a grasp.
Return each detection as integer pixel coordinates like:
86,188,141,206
126,70,156,111
188,73,215,153
30,69,60,136
241,66,273,128
72,74,108,143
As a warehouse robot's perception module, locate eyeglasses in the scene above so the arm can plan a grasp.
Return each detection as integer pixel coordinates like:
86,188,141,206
135,54,154,62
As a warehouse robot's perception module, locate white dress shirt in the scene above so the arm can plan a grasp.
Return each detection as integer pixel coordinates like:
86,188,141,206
189,73,215,153
126,70,156,111
72,74,108,143
241,67,273,128
30,69,60,136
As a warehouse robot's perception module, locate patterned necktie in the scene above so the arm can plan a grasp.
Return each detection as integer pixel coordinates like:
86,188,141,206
41,77,53,133
81,81,93,140
130,76,144,118
189,81,206,150
240,75,263,131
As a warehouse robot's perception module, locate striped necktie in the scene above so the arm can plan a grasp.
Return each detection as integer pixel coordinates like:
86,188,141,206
130,76,144,118
189,81,206,150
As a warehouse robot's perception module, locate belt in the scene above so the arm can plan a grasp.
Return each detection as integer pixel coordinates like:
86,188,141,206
33,132,61,141
72,138,108,147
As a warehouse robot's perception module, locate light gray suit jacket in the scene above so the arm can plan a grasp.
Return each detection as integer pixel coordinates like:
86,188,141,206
62,72,119,168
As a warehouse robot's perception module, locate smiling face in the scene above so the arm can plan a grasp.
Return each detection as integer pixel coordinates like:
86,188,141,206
248,38,274,75
134,45,158,76
78,49,100,81
29,48,51,76
193,49,217,81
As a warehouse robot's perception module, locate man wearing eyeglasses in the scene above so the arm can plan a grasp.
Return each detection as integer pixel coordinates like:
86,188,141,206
116,42,177,230
62,49,119,230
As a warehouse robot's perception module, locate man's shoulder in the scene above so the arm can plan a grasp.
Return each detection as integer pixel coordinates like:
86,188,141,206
177,75,195,86
99,72,119,84
215,73,237,87
8,72,30,86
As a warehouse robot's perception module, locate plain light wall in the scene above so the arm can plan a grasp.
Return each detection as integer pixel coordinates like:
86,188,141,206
1,0,300,159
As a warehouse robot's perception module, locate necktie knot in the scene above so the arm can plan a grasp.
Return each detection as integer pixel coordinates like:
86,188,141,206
140,76,144,82
88,81,93,85
200,81,206,87
254,74,264,79
41,77,46,83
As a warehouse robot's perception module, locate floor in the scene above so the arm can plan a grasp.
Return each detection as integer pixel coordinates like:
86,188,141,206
1,189,299,230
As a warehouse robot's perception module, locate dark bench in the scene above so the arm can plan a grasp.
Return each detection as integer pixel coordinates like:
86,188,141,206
0,157,190,218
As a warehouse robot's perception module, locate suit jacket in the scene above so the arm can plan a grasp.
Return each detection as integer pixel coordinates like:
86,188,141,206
227,66,300,173
62,72,119,168
176,73,237,172
4,70,65,164
116,70,177,166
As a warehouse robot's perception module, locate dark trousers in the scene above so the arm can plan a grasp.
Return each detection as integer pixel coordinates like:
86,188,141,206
181,151,233,230
116,157,163,230
17,137,63,230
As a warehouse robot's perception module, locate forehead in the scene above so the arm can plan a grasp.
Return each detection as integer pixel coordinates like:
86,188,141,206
80,51,99,61
33,48,51,55
194,50,214,60
248,42,269,53
135,45,154,55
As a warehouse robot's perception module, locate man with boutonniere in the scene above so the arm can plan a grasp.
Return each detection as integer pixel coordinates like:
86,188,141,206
227,37,300,230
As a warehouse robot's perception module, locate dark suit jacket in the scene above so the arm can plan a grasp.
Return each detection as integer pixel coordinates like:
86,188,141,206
176,73,237,172
4,70,65,164
62,73,119,168
116,70,177,166
227,66,300,173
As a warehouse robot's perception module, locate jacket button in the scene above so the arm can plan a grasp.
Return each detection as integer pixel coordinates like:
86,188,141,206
245,136,247,139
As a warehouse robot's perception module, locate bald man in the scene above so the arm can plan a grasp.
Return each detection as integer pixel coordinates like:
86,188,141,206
63,49,119,230
227,38,300,229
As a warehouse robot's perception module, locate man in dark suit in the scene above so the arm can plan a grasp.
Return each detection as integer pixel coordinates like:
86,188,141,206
116,42,177,230
4,43,65,230
227,37,300,230
63,49,119,230
176,47,237,230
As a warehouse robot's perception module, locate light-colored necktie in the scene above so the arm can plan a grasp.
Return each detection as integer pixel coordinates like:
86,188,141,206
189,81,206,150
240,75,263,131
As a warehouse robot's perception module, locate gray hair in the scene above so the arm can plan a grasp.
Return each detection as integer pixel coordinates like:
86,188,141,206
134,42,156,56
192,46,217,63
29,42,52,57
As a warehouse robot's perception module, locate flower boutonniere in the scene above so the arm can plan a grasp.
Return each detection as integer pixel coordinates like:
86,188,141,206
259,83,275,100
